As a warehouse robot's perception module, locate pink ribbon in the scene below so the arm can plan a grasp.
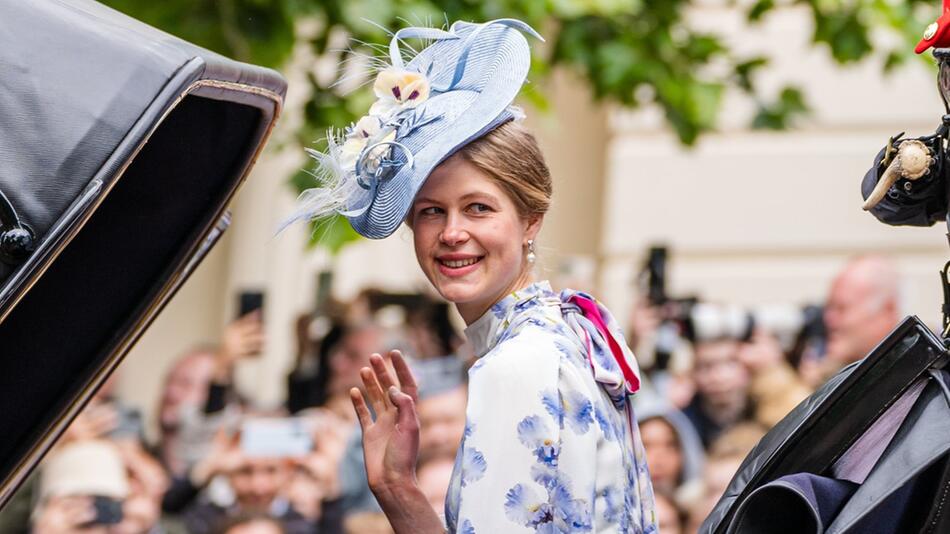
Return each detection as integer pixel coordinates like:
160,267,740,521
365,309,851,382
569,294,640,394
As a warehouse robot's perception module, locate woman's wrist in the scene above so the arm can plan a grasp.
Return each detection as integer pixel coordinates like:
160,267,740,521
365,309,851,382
372,480,445,533
370,475,418,505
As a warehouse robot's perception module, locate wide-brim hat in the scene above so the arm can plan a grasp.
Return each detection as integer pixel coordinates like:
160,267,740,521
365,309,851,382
39,440,129,500
288,19,542,239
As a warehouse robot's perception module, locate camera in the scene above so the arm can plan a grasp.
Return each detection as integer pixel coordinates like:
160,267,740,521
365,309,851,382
88,495,123,526
638,246,825,370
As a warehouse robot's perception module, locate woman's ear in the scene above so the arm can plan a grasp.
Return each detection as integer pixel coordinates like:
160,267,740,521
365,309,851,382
524,214,543,241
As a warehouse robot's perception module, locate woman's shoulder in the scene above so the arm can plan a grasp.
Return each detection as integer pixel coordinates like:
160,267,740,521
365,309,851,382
472,314,587,377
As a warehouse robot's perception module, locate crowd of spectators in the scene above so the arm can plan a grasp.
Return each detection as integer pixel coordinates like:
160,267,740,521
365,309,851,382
628,254,902,533
0,289,467,534
0,254,903,533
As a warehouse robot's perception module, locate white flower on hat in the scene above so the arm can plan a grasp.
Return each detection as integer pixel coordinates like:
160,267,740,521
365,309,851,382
339,114,398,175
335,71,430,174
349,115,383,140
339,137,367,172
369,69,430,117
339,115,384,171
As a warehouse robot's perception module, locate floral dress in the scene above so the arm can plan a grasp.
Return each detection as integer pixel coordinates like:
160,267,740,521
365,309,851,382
444,281,658,533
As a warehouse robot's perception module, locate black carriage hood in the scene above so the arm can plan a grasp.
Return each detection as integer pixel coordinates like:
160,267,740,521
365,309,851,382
0,0,286,506
700,316,950,533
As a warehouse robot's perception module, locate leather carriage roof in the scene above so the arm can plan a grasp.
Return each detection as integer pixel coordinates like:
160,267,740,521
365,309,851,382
0,0,287,508
0,0,286,264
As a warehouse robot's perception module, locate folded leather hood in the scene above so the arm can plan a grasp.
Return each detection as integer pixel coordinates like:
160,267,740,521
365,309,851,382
0,0,286,507
701,316,950,534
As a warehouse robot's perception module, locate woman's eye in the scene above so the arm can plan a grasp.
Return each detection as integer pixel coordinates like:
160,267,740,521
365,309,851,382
469,203,491,213
418,206,442,216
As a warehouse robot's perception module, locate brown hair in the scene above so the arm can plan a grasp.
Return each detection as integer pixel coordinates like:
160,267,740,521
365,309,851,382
455,120,552,219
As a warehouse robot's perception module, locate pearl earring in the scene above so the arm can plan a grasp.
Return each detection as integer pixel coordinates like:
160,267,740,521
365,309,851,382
526,239,536,264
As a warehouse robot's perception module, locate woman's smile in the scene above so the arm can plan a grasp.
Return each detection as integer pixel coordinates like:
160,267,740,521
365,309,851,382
436,253,484,277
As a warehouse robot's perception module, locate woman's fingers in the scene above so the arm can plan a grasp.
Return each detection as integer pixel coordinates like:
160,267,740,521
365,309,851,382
60,496,95,526
349,387,373,429
388,386,419,433
356,350,420,423
370,353,397,392
390,350,419,402
359,366,388,414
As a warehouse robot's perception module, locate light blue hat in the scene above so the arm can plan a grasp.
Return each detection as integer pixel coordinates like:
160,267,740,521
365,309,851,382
288,19,543,239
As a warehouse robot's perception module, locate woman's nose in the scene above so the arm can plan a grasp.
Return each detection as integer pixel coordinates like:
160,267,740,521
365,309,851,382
440,214,469,245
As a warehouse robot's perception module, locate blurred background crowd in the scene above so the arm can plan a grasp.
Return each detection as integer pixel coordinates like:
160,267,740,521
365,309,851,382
2,288,470,534
0,250,907,534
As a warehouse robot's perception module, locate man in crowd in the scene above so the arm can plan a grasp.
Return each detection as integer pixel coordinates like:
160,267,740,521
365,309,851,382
804,255,900,386
182,448,309,534
684,328,811,448
682,337,753,448
155,348,217,477
417,385,467,464
31,424,176,533
160,312,264,514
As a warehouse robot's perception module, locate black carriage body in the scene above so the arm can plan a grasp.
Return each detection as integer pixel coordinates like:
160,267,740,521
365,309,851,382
701,316,950,533
0,0,286,506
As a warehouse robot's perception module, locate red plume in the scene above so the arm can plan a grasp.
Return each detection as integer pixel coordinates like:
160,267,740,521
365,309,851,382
917,0,950,54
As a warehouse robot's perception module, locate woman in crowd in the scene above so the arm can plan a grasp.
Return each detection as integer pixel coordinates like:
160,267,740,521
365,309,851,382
288,18,657,533
638,405,706,501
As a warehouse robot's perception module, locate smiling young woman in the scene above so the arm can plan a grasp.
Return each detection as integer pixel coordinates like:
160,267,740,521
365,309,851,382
355,120,657,534
289,19,657,534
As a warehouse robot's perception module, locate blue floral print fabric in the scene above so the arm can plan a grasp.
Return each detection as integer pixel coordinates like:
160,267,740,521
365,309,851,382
444,281,657,533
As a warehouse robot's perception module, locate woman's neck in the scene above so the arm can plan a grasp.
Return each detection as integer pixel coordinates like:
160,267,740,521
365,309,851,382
456,269,536,325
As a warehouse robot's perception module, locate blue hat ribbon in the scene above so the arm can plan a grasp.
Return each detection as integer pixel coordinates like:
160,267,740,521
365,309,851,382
438,19,544,92
388,27,459,69
387,20,542,93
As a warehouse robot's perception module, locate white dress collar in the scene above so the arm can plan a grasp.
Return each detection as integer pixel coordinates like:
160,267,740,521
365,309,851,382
462,280,555,358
